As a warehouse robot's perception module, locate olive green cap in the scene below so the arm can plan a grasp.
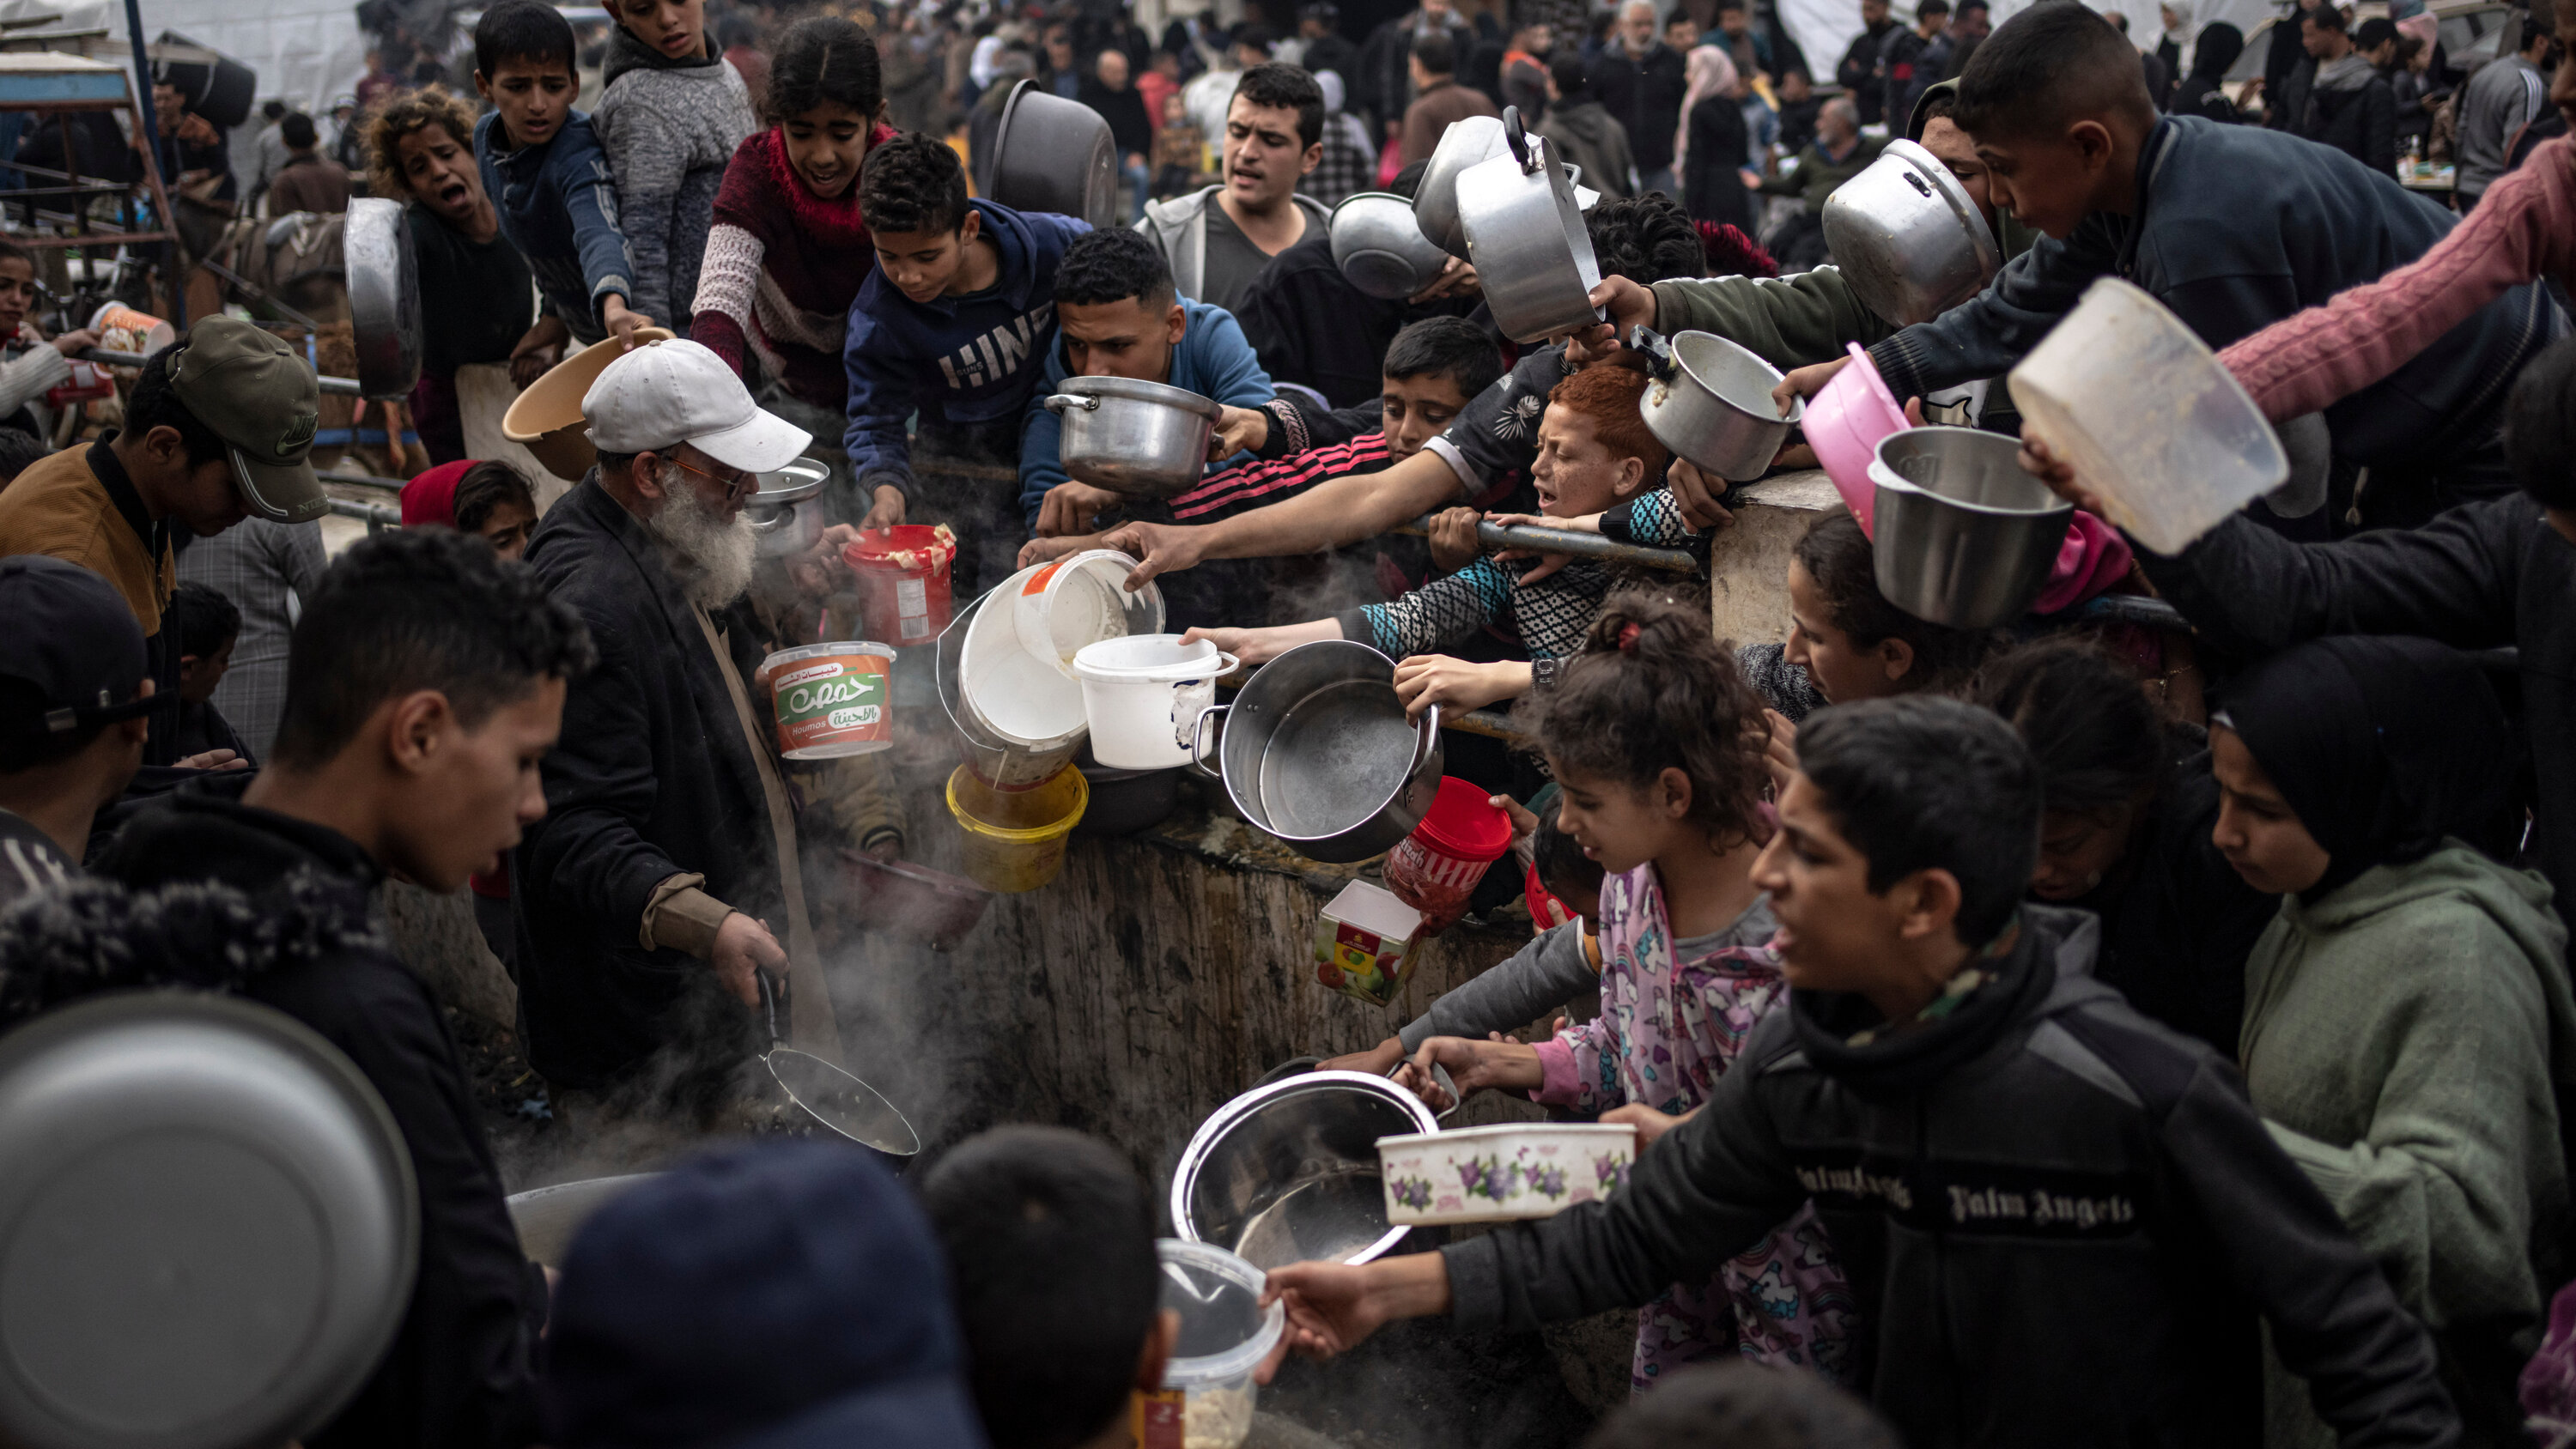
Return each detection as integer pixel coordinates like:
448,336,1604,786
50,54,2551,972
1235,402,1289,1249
167,317,325,524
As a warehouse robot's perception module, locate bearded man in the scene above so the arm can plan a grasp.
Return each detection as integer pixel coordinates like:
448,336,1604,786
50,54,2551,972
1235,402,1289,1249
513,338,844,1118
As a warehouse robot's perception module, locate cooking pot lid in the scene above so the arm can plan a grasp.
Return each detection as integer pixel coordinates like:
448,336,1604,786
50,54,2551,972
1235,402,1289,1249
1054,375,1224,420
0,992,418,1449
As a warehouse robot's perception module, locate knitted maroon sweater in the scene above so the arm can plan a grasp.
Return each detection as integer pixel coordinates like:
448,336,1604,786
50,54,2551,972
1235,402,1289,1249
691,123,897,409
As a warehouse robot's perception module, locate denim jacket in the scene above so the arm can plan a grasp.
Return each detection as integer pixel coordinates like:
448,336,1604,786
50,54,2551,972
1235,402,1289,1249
475,110,635,343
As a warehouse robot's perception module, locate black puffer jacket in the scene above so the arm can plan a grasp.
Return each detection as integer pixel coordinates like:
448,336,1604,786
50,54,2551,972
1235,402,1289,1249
3,794,549,1449
1443,905,2460,1448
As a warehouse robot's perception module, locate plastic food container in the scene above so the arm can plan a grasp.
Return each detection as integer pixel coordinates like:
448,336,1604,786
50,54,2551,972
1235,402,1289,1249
1381,776,1513,933
957,562,1094,750
1135,1240,1285,1449
945,764,1088,893
1072,634,1237,771
2008,277,2288,555
1803,343,1909,534
1312,880,1425,1006
762,642,893,759
1377,1122,1637,1226
1013,549,1165,679
842,524,957,647
88,301,174,355
937,588,1085,791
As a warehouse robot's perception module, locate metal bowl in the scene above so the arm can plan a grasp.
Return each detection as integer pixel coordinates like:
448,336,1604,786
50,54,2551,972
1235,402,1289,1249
1042,375,1221,498
1413,113,1509,259
1821,138,2002,328
1170,1070,1442,1270
1331,191,1453,300
343,196,422,399
988,79,1119,229
1868,426,2073,628
0,993,418,1449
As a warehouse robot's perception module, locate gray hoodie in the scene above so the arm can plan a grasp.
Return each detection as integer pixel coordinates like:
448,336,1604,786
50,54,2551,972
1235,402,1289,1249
592,27,756,334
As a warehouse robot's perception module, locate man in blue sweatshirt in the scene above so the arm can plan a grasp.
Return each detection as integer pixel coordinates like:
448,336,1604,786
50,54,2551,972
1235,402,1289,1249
848,133,1089,592
471,1,643,350
1020,228,1276,537
1780,3,2561,532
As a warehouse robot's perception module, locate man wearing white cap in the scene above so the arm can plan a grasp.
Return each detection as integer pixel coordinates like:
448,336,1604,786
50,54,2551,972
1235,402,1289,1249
513,338,843,1114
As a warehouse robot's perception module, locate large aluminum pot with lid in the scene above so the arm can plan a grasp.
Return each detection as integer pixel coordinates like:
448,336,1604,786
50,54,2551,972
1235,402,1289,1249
1042,375,1221,497
1632,325,1802,482
1187,640,1442,864
1170,1070,1443,1270
743,457,831,557
343,196,423,399
1331,191,1453,300
1821,138,2002,327
1457,107,1603,343
986,79,1119,229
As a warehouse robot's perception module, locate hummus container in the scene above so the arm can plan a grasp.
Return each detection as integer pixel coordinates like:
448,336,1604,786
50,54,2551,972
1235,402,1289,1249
1377,1122,1636,1226
764,642,893,759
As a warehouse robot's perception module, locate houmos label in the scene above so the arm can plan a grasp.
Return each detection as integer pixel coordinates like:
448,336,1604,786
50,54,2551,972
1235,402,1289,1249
763,644,894,759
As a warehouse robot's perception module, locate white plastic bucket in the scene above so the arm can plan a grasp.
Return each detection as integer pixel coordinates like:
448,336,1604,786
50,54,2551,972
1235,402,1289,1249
1072,634,1237,770
1144,1240,1283,1449
1012,549,1164,679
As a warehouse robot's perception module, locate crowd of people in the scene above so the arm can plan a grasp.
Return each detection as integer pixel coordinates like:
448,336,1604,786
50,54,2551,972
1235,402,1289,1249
0,0,2571,1443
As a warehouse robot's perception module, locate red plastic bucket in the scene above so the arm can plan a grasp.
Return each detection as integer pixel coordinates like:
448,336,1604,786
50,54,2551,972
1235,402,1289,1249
1382,777,1514,932
843,524,957,646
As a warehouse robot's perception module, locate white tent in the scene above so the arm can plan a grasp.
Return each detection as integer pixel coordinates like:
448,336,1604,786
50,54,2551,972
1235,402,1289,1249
1777,0,2281,106
0,0,370,118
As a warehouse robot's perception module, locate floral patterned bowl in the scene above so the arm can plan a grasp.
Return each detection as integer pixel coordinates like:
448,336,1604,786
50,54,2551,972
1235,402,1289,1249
1376,1123,1637,1226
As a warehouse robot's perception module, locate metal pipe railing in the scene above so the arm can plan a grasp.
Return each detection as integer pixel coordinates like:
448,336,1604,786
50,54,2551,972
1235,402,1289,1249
1394,514,1699,574
325,498,400,532
80,346,365,397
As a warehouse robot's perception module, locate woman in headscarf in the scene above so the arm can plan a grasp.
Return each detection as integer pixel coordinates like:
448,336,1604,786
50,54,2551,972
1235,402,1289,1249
1677,45,1754,232
2170,21,2246,123
2212,634,2575,1449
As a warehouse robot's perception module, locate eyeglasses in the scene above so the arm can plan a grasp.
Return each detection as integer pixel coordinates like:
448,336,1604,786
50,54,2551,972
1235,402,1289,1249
662,452,757,500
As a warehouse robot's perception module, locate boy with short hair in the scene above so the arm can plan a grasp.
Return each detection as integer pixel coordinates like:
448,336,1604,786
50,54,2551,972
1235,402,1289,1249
0,556,155,906
845,132,1088,591
919,1126,1176,1449
1267,695,2465,1447
1825,3,2556,529
166,579,251,764
591,0,756,336
3,527,594,1449
472,0,647,348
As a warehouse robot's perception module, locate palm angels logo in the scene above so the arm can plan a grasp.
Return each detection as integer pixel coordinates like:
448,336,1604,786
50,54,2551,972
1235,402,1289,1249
936,304,1055,391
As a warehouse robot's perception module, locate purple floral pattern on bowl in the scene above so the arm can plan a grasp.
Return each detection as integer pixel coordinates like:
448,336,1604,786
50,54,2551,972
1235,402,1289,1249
1376,1123,1637,1225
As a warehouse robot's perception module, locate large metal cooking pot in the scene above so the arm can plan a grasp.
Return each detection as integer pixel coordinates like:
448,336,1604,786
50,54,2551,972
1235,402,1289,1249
1170,1070,1442,1270
343,197,423,400
0,992,417,1449
1457,108,1603,343
1413,114,1508,259
1821,138,2002,328
1331,191,1453,300
1188,640,1441,864
987,79,1120,229
507,1173,659,1268
1042,375,1221,497
1869,427,2073,628
744,457,831,557
1633,326,1803,482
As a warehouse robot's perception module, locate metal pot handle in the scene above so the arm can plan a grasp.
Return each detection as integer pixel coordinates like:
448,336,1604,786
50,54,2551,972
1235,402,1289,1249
1628,325,1676,381
1500,106,1537,175
755,967,789,1048
1042,393,1100,415
1187,702,1229,780
1407,704,1442,778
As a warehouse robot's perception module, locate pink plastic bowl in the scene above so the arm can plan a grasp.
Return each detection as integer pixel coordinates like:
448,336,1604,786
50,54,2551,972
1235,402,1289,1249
1804,343,1908,535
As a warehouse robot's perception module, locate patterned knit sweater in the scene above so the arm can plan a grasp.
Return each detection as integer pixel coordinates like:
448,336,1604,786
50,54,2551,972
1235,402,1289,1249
693,124,898,408
592,28,756,336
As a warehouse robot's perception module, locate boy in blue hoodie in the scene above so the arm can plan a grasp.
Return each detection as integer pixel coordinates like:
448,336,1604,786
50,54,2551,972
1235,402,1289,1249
471,1,645,351
848,133,1089,591
1019,228,1275,536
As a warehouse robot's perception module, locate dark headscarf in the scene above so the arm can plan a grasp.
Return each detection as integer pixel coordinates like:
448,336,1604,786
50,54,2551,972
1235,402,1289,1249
2215,635,2514,902
2172,23,2245,121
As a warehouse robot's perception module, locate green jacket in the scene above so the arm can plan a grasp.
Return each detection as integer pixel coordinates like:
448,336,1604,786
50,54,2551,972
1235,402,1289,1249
2240,841,2575,1447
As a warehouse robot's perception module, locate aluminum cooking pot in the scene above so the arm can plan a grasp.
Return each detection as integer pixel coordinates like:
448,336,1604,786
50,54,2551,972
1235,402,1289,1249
507,1173,659,1268
1187,640,1442,864
987,79,1119,229
1457,107,1603,343
1043,375,1221,497
1869,426,2073,628
1170,1070,1442,1270
1331,191,1453,300
1633,326,1802,482
343,197,423,399
1413,113,1508,259
1821,138,2002,328
744,458,831,557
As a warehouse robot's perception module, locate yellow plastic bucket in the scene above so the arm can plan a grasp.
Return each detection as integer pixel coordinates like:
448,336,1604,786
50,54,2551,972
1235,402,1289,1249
945,764,1088,893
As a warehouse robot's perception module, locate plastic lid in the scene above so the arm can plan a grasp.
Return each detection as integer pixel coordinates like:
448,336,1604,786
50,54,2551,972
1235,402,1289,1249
1413,776,1513,860
1321,880,1423,942
1156,1240,1285,1388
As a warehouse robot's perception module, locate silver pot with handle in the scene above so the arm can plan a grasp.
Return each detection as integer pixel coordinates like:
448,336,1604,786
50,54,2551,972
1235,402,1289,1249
1332,191,1453,300
1413,114,1508,259
1631,326,1802,481
1186,640,1442,864
1042,376,1221,497
1456,107,1603,343
743,458,831,557
1868,426,2072,628
987,79,1119,229
343,196,422,400
1821,138,2002,328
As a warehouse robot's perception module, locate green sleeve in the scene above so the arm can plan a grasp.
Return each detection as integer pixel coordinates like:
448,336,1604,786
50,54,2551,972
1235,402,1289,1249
1647,269,1896,373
